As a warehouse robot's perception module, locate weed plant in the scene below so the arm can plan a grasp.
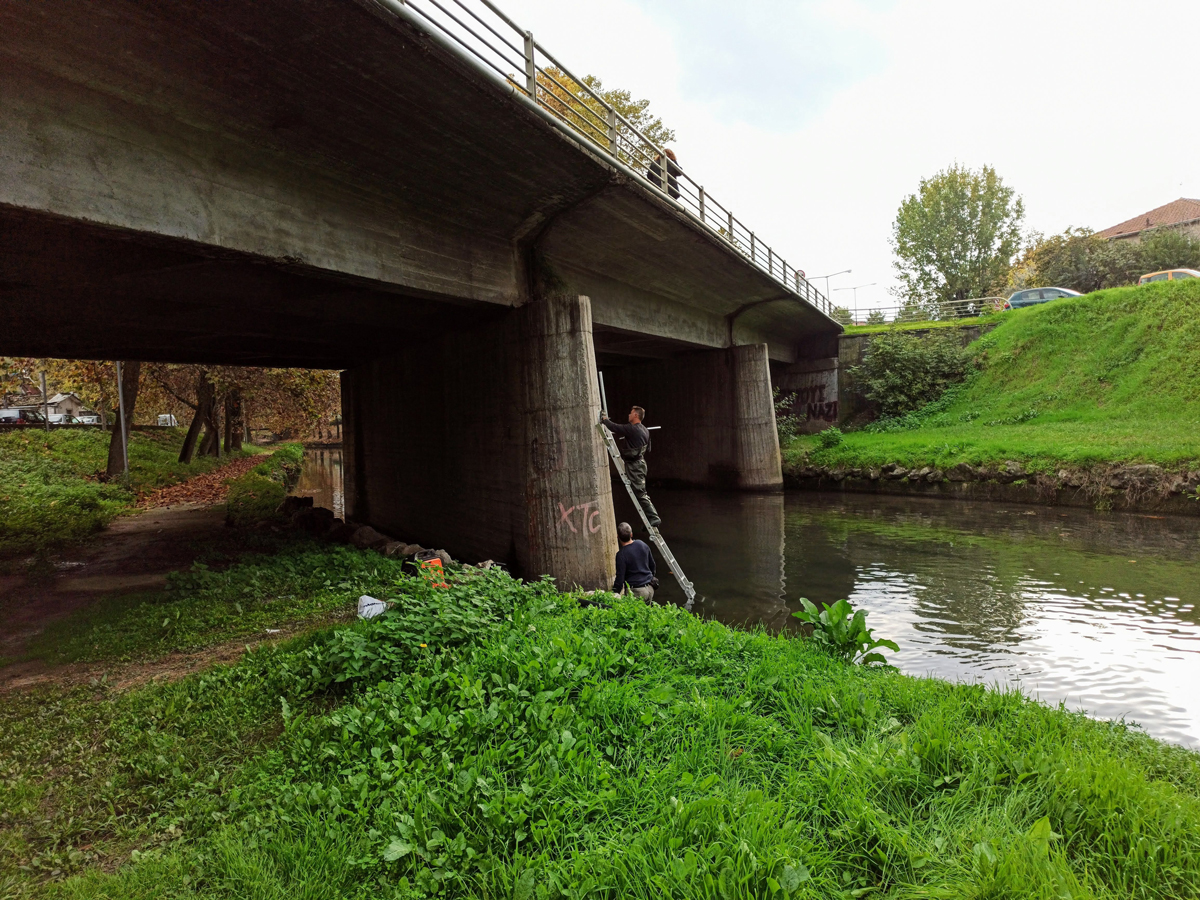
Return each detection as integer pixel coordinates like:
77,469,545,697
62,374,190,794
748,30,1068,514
3,550,1197,899
787,279,1200,471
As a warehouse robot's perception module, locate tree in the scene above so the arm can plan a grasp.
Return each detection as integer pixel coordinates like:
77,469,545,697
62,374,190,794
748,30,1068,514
1139,228,1200,273
105,361,141,478
536,68,675,168
891,164,1024,307
831,306,853,327
865,309,887,325
1012,228,1140,293
1013,227,1200,294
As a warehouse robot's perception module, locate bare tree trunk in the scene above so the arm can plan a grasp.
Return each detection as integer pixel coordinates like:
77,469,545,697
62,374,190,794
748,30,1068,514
105,361,141,478
224,389,243,453
200,391,222,457
179,371,213,463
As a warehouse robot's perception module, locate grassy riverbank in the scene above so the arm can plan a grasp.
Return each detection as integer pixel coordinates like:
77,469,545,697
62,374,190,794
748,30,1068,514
787,279,1200,474
0,430,265,556
2,544,1197,899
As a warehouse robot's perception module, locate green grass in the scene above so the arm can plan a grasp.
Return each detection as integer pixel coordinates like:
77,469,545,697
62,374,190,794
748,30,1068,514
844,312,1005,335
24,539,377,665
2,546,1197,899
224,443,304,527
790,279,1200,472
0,430,260,557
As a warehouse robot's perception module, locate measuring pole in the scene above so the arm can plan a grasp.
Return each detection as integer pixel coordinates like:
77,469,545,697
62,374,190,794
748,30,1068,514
115,361,129,479
596,371,696,603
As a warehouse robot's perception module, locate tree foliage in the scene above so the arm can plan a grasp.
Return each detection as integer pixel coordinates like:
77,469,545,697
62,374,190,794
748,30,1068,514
537,68,675,166
892,164,1024,306
2,359,340,458
849,330,971,419
1013,227,1200,294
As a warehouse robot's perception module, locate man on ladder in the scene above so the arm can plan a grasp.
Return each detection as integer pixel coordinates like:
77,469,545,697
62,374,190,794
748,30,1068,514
600,405,661,530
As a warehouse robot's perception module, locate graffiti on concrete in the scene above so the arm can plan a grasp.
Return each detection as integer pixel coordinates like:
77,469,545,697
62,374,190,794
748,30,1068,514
557,500,602,535
806,400,839,422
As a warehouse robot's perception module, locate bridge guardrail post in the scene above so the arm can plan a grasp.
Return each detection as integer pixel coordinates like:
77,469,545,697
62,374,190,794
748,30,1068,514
523,31,536,97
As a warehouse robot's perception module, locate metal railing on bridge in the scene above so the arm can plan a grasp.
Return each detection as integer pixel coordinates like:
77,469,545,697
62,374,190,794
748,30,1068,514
840,297,1007,326
373,0,833,318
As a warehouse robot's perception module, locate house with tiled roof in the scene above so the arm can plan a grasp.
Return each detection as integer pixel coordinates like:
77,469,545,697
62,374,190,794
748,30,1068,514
1096,198,1200,242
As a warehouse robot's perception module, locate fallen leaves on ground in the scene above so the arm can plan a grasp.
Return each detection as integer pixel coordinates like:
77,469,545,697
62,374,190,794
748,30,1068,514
139,455,265,508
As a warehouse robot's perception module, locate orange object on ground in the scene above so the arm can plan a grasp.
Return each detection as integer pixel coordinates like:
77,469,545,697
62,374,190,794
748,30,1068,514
417,554,449,588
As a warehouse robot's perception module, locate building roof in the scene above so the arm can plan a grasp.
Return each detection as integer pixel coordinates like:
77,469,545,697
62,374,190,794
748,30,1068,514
47,392,81,404
1097,197,1200,239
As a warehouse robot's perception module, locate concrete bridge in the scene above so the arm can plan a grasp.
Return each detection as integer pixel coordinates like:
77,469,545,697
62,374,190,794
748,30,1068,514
0,0,841,588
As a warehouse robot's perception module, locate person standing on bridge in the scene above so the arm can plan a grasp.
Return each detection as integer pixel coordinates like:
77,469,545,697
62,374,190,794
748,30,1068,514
647,148,681,200
613,521,657,601
601,405,661,530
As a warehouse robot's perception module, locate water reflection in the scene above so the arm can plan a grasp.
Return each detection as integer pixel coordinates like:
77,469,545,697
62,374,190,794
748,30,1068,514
299,451,1200,746
293,449,344,520
648,490,1200,747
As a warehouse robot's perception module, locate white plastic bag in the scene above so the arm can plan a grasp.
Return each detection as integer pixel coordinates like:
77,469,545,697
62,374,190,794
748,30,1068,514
357,595,387,619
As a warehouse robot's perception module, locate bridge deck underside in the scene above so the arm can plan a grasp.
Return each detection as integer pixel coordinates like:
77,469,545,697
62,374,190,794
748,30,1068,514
1,0,838,369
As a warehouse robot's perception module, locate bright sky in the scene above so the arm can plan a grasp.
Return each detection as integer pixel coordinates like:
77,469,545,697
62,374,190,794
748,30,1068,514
496,0,1200,314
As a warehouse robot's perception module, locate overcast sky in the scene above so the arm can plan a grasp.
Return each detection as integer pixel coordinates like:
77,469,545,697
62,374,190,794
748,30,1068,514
495,0,1200,314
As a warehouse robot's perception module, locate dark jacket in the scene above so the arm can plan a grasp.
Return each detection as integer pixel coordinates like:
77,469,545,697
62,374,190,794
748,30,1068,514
614,539,656,591
646,156,681,200
602,418,650,459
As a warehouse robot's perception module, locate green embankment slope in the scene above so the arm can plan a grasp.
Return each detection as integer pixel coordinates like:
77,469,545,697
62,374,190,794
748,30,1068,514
788,279,1200,471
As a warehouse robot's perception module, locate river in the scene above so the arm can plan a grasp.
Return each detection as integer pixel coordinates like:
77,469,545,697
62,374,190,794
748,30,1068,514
300,449,1200,746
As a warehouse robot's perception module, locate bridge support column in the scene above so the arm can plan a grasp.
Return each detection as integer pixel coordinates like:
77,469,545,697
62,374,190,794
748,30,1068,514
341,291,616,590
602,344,782,490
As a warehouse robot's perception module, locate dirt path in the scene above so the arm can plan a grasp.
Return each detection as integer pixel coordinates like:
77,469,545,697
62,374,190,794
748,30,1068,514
0,454,277,683
0,612,352,693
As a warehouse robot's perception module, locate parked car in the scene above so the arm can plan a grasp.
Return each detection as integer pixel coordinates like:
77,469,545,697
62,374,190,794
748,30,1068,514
157,414,179,427
77,414,101,425
1003,287,1082,310
0,408,47,424
1138,268,1200,285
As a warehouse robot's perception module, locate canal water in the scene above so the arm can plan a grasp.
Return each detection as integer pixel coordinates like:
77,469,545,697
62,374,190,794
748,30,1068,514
300,450,1200,746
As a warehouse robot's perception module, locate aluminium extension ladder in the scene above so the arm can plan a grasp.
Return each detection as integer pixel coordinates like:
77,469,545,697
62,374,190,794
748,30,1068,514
597,420,696,604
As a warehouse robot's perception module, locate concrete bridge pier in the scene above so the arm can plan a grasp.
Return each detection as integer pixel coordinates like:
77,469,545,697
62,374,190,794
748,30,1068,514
342,289,617,590
601,345,783,491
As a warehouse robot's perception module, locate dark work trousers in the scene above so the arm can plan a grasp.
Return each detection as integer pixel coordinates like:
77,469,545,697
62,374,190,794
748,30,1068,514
624,456,661,526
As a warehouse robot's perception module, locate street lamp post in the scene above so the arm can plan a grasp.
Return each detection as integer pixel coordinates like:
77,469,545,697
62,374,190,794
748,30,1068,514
812,269,851,304
833,283,877,324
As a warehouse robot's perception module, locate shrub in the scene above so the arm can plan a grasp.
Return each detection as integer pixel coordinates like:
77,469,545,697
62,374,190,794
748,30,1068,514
850,330,971,418
772,387,800,444
816,426,843,449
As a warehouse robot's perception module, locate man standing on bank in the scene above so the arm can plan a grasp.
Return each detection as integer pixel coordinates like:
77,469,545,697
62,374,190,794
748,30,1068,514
601,405,662,529
613,521,656,601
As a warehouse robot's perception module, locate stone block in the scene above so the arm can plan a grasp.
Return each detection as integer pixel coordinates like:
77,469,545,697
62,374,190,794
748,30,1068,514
351,525,390,550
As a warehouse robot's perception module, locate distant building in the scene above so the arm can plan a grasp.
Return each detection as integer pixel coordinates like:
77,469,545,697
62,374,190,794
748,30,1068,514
1096,197,1200,243
46,392,91,418
1,389,96,421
